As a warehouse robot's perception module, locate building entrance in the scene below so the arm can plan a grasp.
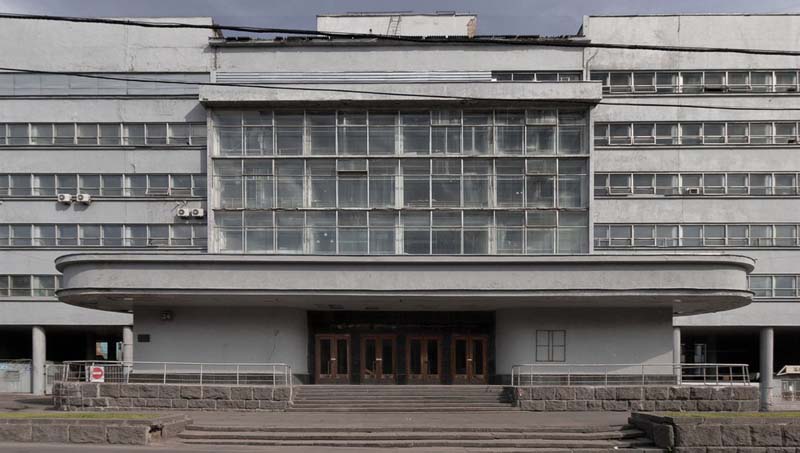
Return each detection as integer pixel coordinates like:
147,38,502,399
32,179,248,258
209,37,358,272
308,311,494,384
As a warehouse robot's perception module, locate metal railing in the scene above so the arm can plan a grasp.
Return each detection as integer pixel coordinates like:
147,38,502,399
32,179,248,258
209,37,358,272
60,361,292,398
511,363,751,387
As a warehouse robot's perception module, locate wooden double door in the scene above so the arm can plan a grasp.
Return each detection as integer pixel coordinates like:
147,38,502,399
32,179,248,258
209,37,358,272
314,333,488,384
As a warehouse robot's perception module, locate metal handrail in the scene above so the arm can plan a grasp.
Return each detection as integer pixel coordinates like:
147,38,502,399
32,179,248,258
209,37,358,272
511,363,750,387
60,360,292,399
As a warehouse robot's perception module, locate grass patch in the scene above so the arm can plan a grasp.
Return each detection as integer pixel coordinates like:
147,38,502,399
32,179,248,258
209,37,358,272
663,411,800,418
0,412,153,420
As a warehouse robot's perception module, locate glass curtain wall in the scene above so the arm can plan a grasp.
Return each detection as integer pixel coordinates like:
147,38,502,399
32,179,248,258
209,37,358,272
211,108,590,255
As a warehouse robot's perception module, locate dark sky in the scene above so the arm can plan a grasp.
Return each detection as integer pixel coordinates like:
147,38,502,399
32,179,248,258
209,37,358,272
1,0,799,36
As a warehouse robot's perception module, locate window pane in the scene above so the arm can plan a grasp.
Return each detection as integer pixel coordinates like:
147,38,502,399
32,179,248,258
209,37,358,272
526,126,555,154
402,160,430,207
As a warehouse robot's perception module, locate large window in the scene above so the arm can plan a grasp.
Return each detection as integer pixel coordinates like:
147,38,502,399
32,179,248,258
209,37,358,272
591,70,800,94
595,223,800,249
0,224,206,248
595,172,800,197
213,108,590,255
213,158,587,210
214,109,588,157
214,210,588,255
0,275,61,297
595,121,800,147
0,174,205,197
749,275,800,299
0,123,206,146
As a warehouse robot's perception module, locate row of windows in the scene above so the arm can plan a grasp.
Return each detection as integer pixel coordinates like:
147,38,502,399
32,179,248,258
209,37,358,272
0,174,206,198
595,122,800,146
750,275,800,299
215,109,588,157
214,158,589,210
492,71,582,82
590,70,800,94
215,210,588,255
0,275,61,298
595,224,800,248
0,224,206,247
595,172,800,197
0,123,206,146
0,73,207,96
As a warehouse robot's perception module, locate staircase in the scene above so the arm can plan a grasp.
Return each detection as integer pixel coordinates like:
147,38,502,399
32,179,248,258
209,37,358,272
179,424,664,451
289,384,515,412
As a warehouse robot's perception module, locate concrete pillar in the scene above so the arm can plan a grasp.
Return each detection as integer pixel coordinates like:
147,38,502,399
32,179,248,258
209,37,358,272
672,327,682,384
122,326,134,363
760,327,774,411
31,326,46,395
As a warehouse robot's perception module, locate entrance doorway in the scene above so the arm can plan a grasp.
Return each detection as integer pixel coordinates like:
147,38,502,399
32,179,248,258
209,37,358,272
315,334,351,384
360,334,397,384
407,335,442,384
452,335,489,384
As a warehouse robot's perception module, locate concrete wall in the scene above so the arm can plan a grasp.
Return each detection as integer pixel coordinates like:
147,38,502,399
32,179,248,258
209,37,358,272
0,17,214,72
212,45,584,73
132,307,308,373
495,307,674,374
584,14,800,334
317,14,477,37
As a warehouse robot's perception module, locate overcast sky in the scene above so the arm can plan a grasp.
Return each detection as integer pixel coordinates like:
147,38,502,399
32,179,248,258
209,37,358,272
1,0,799,36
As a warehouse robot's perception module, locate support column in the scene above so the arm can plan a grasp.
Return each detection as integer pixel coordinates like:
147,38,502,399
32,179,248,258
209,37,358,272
760,327,774,411
31,326,46,395
122,326,134,363
673,327,682,384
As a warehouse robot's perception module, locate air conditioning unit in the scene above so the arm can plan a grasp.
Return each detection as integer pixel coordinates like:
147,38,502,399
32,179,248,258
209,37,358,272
177,207,191,218
191,208,205,218
57,193,73,204
76,193,92,204
684,187,702,195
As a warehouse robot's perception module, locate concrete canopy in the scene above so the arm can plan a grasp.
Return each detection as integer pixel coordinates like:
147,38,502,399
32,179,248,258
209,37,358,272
54,253,753,315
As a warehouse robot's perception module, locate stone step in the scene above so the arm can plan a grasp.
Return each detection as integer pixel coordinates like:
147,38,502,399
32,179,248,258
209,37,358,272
178,429,645,441
184,424,633,434
287,406,518,412
178,437,656,448
294,396,510,401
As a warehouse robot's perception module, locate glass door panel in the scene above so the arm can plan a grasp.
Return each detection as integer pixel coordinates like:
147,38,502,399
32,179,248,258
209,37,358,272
452,335,488,384
407,336,442,384
315,334,351,384
360,334,396,384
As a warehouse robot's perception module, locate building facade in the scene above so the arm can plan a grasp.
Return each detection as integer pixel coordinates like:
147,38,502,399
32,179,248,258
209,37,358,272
2,13,793,392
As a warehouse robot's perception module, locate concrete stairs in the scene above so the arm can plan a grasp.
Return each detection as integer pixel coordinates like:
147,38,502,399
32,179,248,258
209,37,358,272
178,424,664,451
288,384,516,412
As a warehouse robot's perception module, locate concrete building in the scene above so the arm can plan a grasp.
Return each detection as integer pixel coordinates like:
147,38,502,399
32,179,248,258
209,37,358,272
1,13,794,394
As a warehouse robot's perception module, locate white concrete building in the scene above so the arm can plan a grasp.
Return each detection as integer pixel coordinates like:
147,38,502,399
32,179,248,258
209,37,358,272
1,13,793,392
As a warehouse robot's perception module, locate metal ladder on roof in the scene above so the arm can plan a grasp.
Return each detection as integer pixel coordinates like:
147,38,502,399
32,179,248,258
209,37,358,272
386,15,401,35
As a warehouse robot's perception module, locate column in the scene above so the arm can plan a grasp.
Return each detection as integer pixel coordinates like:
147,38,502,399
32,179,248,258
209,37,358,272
672,327,682,384
760,327,774,412
122,326,134,363
31,326,46,395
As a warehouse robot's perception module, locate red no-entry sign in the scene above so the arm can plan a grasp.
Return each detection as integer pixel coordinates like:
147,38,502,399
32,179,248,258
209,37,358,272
89,366,105,383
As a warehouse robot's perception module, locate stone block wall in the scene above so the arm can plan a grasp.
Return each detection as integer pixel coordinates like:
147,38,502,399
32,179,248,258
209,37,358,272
513,385,759,412
0,414,189,445
54,382,291,411
631,412,800,451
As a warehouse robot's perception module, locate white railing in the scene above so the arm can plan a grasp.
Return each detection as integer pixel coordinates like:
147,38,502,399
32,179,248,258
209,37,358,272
511,363,751,387
60,361,293,398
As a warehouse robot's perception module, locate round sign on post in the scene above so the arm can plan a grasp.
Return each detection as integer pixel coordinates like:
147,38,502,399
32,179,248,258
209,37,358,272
89,366,105,383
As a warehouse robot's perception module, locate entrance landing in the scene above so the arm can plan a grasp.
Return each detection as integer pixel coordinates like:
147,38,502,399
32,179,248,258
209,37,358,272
290,384,514,412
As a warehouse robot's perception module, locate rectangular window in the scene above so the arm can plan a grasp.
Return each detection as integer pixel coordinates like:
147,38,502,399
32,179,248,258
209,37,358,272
402,160,430,207
536,330,566,362
749,276,772,298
